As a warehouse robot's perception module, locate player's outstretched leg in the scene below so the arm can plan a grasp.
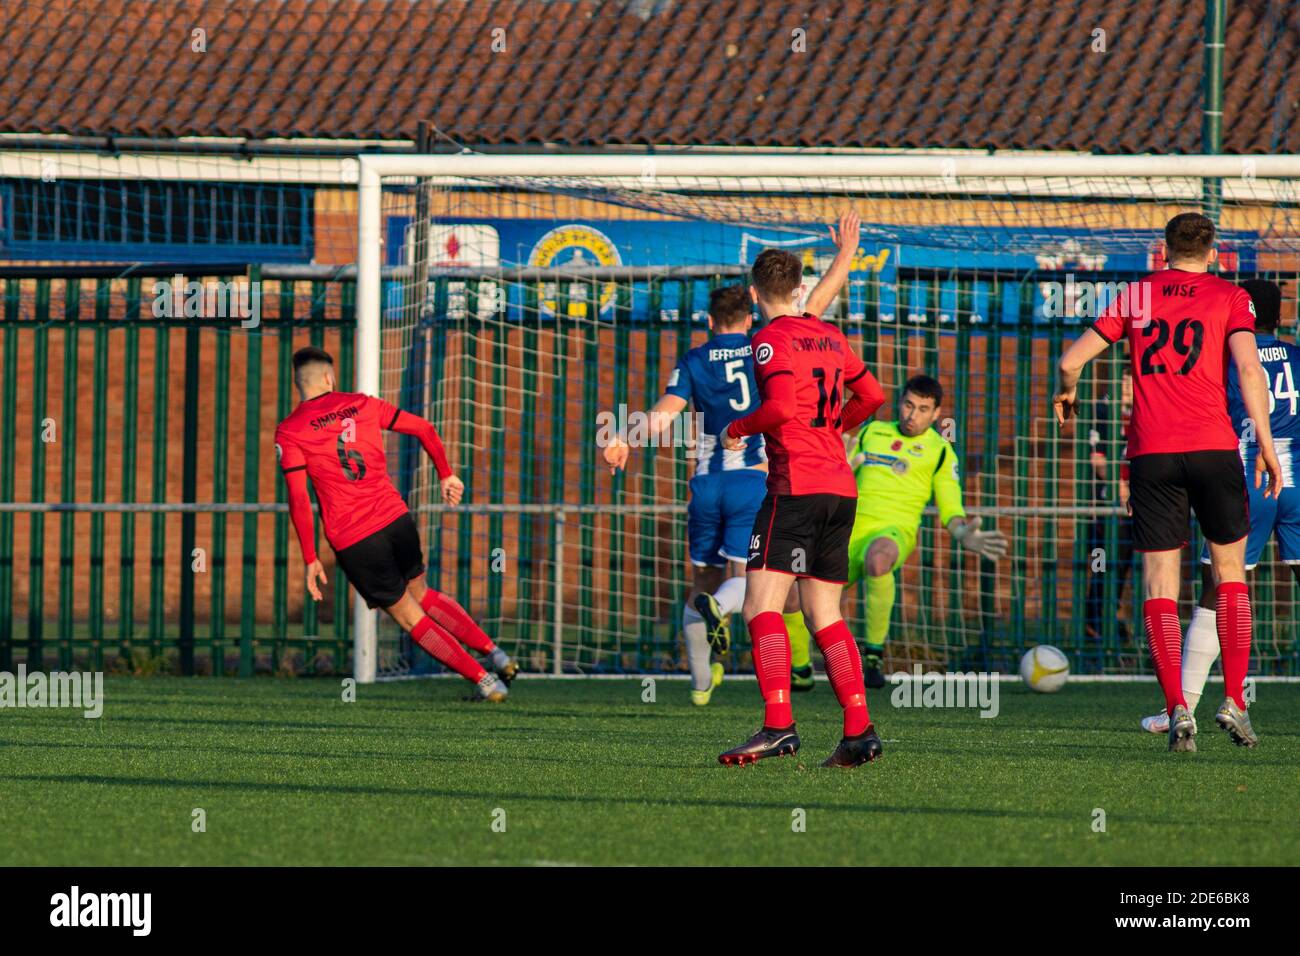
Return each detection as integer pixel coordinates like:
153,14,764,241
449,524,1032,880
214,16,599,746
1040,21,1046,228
388,594,508,701
1214,581,1258,747
412,582,517,684
414,618,509,701
860,536,902,690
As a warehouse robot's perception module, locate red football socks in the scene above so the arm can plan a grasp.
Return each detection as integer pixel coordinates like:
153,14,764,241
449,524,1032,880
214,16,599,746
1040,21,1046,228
1143,598,1186,715
421,588,497,654
814,620,870,737
1215,582,1252,709
747,611,793,729
409,616,486,683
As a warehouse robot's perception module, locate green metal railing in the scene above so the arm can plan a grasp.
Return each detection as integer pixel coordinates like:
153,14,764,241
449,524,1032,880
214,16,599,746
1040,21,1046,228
3,266,1299,677
0,267,354,675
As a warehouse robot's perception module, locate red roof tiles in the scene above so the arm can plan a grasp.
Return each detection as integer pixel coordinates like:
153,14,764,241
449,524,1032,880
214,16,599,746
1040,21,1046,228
1,0,1296,152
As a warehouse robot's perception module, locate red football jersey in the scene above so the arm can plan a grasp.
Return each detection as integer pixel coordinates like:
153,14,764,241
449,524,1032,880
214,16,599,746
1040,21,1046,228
750,313,870,496
1090,269,1255,457
274,391,410,552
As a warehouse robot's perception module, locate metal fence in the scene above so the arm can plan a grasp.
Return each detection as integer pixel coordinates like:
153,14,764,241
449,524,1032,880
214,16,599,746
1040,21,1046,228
2,266,1298,676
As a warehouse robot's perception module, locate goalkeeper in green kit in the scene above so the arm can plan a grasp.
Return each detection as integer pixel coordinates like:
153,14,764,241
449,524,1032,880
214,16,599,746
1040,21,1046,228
788,375,1009,690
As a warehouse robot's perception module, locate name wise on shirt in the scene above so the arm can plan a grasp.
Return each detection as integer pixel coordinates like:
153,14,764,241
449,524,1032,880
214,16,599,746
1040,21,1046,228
310,405,361,430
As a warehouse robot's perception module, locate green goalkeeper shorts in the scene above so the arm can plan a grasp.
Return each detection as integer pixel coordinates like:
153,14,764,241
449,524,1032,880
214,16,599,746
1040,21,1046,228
846,516,918,584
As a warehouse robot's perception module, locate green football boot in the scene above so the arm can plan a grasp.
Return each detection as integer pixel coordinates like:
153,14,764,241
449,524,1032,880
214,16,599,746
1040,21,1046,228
791,663,816,692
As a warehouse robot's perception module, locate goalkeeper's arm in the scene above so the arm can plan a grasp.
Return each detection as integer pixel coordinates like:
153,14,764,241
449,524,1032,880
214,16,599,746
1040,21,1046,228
933,447,1008,560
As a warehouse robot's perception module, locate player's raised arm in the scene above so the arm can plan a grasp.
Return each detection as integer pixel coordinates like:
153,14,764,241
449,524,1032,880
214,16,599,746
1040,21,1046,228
380,401,463,504
598,393,688,474
1053,327,1111,425
803,209,861,319
1228,327,1283,498
840,344,885,433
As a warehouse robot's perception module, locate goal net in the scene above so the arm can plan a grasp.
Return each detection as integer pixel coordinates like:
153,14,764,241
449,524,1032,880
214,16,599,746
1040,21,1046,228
359,153,1300,682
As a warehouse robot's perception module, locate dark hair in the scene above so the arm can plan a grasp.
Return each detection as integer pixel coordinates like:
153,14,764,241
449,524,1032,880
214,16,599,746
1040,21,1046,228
1165,212,1216,262
293,346,334,388
750,248,803,302
1240,279,1282,334
902,374,943,406
709,284,751,327
293,346,334,370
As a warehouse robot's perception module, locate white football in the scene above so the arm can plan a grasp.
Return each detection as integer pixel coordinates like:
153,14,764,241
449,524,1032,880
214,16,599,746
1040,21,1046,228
1019,644,1070,693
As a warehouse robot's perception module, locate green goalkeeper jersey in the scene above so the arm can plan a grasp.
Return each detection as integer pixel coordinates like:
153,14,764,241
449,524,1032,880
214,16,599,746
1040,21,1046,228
850,420,966,530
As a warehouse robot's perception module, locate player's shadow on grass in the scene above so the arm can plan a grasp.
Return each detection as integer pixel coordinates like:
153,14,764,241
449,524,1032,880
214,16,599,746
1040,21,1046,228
7,772,1281,828
0,737,697,771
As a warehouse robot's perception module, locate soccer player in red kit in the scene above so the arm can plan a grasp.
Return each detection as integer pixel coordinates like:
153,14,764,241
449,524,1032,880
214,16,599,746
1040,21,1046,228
1054,213,1282,752
275,347,518,700
717,210,888,767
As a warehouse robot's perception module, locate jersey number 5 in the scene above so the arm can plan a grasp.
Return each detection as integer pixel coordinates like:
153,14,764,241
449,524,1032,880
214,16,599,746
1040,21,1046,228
725,359,752,411
337,435,366,481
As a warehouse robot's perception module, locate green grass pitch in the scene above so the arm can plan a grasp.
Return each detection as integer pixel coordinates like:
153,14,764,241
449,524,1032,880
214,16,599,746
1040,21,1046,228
2,676,1297,866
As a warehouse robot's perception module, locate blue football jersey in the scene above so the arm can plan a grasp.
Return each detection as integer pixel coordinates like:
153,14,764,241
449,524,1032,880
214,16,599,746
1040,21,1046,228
665,332,767,475
1227,333,1300,482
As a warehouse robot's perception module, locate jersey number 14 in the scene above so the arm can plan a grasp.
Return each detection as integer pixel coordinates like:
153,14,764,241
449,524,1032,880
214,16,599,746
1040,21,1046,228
811,367,842,429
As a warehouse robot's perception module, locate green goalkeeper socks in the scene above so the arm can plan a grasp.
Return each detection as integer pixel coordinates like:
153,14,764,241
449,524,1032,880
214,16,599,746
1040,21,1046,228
785,612,812,669
865,572,895,649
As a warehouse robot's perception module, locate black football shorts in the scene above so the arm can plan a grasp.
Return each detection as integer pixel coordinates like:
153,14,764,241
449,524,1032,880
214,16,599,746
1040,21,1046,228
333,512,425,609
1128,450,1249,552
746,492,857,583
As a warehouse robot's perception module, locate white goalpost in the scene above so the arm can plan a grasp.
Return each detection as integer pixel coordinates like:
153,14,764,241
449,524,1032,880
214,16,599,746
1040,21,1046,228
352,152,1300,683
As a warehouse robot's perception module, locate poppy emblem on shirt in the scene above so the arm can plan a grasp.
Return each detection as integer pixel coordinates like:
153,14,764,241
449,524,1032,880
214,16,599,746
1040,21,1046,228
891,439,904,451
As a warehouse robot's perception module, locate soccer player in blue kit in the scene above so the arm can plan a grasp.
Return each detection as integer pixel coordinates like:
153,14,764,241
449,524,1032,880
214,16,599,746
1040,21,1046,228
602,211,863,704
1141,279,1295,745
